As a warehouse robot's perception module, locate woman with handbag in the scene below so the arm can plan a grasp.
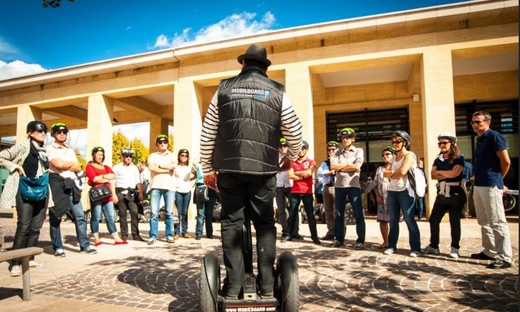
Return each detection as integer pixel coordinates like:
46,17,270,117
0,121,49,276
173,148,197,239
85,146,127,246
382,131,422,257
422,132,466,259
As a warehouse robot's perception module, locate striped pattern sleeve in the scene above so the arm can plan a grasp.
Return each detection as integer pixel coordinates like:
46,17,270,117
280,93,303,160
200,91,220,174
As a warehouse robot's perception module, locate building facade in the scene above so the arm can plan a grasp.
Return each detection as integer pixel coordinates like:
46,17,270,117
0,0,518,214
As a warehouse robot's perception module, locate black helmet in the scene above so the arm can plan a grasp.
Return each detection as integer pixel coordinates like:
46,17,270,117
26,121,47,133
392,130,411,146
302,140,309,149
51,122,68,134
91,146,105,154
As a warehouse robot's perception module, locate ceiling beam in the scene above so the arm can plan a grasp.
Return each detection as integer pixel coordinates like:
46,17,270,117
44,105,89,122
114,96,165,118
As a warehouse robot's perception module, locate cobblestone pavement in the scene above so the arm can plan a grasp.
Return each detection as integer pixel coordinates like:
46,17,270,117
0,215,518,312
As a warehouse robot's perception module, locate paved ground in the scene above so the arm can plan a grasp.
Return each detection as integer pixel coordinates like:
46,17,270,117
0,212,518,312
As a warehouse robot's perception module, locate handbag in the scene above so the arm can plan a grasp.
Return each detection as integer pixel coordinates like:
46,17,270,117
193,185,209,204
89,184,112,202
19,172,49,201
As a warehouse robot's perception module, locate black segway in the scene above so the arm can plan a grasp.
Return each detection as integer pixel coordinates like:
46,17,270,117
200,210,300,312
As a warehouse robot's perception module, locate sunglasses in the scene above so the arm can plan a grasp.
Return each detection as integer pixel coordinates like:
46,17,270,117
391,140,403,144
438,141,450,146
470,120,487,125
123,154,133,158
157,141,168,145
180,154,188,157
55,130,68,135
35,130,46,133
327,148,336,151
382,153,392,156
341,136,354,140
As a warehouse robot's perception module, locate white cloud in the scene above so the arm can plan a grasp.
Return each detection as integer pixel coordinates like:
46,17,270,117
152,11,276,49
0,60,47,80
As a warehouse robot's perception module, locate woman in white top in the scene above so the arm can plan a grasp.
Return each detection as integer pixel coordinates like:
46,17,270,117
383,131,421,257
174,148,197,239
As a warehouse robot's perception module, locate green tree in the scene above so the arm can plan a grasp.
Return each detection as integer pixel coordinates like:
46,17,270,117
74,148,87,169
43,0,77,8
130,139,150,164
112,131,130,165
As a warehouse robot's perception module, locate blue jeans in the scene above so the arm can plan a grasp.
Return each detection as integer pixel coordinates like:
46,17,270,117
416,197,425,219
90,201,118,236
175,191,191,236
149,189,175,239
387,190,421,252
50,193,90,250
195,188,218,237
287,193,318,240
334,187,365,244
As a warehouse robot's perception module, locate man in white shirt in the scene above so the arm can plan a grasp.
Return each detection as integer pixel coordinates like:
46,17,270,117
113,148,144,241
146,135,177,245
47,123,96,256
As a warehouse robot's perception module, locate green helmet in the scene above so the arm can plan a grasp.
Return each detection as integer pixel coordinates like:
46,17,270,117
327,140,339,147
339,127,356,138
279,138,287,146
155,134,169,144
51,122,68,134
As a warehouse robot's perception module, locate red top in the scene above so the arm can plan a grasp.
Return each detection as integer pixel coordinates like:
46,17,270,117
291,158,316,194
86,163,114,203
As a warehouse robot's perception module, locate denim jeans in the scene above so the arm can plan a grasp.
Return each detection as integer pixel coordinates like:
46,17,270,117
287,193,318,240
174,191,191,236
387,190,421,252
149,189,175,239
217,172,276,297
50,194,86,251
428,194,465,249
416,197,425,219
13,192,47,264
90,201,118,236
334,187,365,244
195,188,218,237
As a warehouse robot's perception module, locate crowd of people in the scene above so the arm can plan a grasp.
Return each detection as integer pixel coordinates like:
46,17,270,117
0,44,513,292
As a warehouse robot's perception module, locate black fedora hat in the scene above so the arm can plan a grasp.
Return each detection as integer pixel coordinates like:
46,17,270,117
237,44,271,66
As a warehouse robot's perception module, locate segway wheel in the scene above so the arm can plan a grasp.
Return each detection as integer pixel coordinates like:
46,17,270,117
200,253,220,312
276,251,300,312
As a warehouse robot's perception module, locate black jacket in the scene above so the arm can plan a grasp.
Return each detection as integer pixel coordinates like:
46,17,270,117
213,66,284,175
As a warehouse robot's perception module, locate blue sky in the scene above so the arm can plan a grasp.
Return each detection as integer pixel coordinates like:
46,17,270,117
0,0,469,155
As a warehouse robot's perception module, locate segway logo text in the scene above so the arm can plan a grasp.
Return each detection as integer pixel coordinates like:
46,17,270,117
225,307,275,312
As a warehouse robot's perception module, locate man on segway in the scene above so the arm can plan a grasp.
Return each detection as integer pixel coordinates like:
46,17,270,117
200,43,303,301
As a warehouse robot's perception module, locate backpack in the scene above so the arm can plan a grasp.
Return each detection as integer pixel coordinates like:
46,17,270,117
407,153,426,198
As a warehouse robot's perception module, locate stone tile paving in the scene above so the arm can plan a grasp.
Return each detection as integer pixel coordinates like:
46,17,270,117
1,217,518,311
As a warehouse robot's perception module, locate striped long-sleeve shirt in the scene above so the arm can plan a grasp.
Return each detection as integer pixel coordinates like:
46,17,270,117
200,90,303,174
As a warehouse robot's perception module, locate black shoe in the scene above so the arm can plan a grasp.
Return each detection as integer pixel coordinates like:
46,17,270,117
207,235,214,239
195,236,202,240
471,252,495,261
281,236,291,242
488,260,512,269
132,235,145,241
333,240,344,248
321,234,334,240
312,238,321,245
293,234,304,240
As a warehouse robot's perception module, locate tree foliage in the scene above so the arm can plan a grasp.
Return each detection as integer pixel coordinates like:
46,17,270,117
112,131,150,165
74,148,87,169
43,0,77,8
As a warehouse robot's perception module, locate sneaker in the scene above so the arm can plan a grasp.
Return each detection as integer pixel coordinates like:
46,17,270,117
147,238,156,245
421,245,440,255
9,265,21,277
81,246,97,254
29,260,46,268
293,234,304,240
54,249,66,258
383,248,394,255
333,240,344,248
354,242,364,250
166,236,175,243
409,251,420,257
470,252,495,261
488,260,512,269
448,247,459,259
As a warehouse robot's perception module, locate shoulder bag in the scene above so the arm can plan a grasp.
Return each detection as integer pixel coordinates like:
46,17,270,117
89,183,112,202
19,172,49,201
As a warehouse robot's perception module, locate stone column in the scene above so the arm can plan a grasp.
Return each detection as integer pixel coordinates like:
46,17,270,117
87,94,114,166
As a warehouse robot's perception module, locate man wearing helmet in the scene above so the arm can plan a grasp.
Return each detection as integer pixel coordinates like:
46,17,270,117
330,127,366,249
147,135,177,245
113,147,144,241
317,140,339,240
47,123,96,256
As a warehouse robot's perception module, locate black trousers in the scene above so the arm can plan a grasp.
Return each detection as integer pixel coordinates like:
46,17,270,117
428,193,466,249
116,192,140,237
218,172,277,296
